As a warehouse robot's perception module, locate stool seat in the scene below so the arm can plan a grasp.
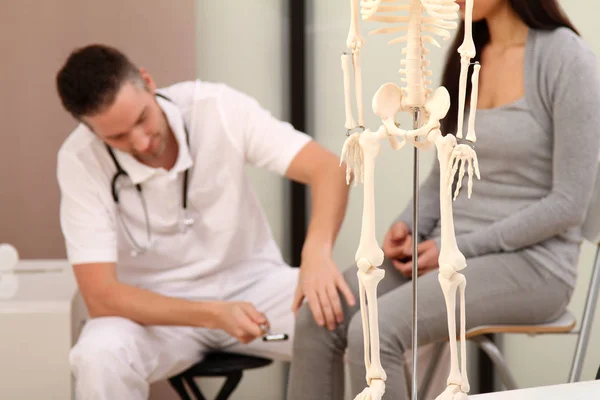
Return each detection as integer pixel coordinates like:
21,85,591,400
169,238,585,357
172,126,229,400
184,352,273,376
168,352,273,400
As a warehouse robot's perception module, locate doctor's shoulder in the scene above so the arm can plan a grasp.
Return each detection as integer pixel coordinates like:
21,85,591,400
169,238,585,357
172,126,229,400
157,79,249,105
157,79,202,111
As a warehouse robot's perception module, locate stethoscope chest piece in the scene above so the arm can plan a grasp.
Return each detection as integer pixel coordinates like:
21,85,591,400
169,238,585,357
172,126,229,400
179,209,195,233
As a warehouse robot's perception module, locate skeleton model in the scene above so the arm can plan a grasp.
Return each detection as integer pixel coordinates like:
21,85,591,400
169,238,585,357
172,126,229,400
340,0,480,399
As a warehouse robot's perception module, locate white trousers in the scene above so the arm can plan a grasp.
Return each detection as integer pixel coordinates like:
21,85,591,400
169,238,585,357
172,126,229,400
70,264,299,400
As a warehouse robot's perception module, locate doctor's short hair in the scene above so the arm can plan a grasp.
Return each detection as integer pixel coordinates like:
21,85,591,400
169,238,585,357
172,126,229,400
56,44,145,120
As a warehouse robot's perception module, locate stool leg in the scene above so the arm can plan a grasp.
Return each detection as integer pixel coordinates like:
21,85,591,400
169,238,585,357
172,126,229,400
169,377,192,400
183,375,207,400
215,371,243,400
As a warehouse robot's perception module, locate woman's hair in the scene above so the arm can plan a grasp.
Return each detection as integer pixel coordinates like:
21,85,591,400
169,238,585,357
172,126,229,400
440,0,579,136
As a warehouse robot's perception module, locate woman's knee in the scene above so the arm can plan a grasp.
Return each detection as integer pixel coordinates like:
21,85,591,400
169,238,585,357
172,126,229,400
293,300,352,355
294,302,322,336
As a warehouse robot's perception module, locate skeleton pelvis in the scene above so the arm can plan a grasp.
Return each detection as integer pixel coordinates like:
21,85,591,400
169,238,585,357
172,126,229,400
372,82,407,121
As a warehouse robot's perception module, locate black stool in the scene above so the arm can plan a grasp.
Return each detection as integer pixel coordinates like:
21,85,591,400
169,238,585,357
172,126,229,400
168,352,273,400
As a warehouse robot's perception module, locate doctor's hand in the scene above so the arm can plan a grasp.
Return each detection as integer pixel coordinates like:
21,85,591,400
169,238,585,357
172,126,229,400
213,301,269,344
292,246,356,331
395,239,439,278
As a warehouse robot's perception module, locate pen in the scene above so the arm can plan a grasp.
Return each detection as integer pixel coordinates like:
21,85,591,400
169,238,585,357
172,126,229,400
262,333,289,342
259,323,288,341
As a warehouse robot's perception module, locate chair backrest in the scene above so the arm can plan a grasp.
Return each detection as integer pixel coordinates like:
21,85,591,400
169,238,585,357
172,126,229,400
581,161,600,243
568,159,600,382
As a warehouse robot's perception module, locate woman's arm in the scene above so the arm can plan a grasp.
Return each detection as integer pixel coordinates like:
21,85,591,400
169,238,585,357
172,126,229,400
448,49,600,259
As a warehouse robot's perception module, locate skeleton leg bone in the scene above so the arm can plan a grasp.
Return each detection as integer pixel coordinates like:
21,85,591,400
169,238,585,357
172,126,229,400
437,271,467,391
355,130,385,272
431,129,473,400
459,277,469,392
358,274,371,372
351,128,387,400
354,267,387,400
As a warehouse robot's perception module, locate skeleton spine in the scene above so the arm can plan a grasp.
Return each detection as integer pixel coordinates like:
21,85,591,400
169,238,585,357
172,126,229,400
402,0,428,108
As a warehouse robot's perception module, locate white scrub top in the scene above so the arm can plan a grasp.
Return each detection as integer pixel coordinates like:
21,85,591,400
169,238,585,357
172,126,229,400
57,80,312,298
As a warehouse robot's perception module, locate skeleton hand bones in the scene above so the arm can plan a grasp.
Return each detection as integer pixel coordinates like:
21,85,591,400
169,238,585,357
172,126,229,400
449,62,481,200
448,142,480,200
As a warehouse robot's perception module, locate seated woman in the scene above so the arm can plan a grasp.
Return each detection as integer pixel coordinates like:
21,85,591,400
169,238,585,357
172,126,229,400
287,0,600,399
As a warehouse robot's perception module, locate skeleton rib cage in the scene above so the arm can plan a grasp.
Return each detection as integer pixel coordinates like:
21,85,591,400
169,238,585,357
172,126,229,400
364,0,460,106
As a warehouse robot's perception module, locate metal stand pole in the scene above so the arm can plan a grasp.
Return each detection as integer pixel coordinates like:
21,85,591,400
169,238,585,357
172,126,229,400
411,108,421,400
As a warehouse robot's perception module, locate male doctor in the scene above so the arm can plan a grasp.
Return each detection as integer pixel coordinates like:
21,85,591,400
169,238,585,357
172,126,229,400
55,44,354,399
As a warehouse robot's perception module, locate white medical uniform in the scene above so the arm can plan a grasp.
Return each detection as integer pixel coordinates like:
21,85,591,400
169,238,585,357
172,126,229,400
57,80,312,399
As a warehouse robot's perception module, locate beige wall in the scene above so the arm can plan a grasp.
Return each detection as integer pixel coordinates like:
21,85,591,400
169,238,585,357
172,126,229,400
192,2,293,398
0,0,196,259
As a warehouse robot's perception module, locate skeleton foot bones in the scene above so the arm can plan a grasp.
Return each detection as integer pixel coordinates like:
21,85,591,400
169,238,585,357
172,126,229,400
341,0,481,399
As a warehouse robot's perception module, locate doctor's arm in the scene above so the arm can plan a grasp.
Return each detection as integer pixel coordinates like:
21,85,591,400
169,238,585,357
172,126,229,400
58,154,267,343
73,263,267,343
285,141,356,330
223,86,354,330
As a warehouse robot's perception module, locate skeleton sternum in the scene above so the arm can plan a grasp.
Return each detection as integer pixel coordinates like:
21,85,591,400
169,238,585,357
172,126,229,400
402,0,426,108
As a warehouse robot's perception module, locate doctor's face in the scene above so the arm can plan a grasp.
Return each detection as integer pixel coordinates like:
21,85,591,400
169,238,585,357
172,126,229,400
83,75,169,164
457,0,507,22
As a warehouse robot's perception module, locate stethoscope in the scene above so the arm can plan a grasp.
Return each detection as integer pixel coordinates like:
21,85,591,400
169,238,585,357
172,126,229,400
105,93,194,256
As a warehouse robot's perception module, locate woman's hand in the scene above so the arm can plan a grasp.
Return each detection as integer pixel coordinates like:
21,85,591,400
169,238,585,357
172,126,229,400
394,239,440,278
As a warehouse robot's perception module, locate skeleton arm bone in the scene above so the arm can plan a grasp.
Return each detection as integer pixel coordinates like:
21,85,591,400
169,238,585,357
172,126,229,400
466,63,480,142
347,0,365,50
456,0,476,139
342,54,358,130
343,0,366,131
456,57,470,139
354,52,365,127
